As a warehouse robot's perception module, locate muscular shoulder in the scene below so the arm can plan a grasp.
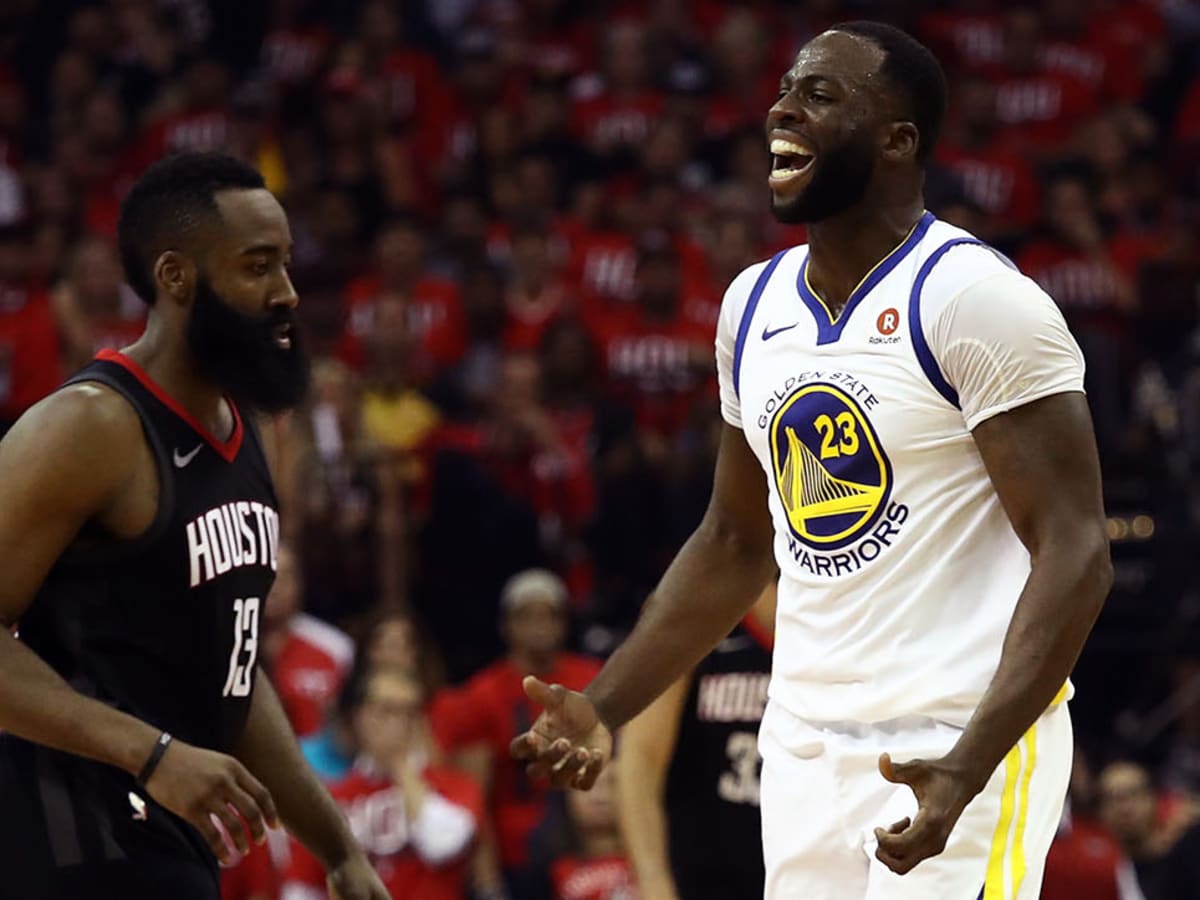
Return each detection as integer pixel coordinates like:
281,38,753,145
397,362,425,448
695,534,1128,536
719,258,775,323
0,383,143,492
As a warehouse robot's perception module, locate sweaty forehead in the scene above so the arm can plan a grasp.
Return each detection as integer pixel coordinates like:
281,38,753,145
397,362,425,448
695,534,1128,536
788,30,887,91
211,188,291,254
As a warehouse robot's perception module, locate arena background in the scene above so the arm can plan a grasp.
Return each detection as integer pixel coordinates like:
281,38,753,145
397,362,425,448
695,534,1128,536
0,0,1197,898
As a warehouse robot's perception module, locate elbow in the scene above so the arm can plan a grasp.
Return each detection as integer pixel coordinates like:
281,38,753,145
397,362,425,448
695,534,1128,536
697,509,773,575
1087,533,1114,610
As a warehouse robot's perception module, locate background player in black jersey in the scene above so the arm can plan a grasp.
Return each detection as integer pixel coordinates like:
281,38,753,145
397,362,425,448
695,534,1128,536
617,585,775,900
0,153,388,900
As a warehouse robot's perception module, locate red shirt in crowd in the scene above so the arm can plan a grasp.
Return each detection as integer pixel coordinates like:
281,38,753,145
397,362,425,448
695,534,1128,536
261,25,334,88
286,766,482,900
1041,811,1140,900
566,232,639,305
272,612,355,739
0,283,62,424
586,303,715,437
571,90,665,157
917,8,1005,72
936,138,1039,231
337,273,467,378
437,655,601,869
986,67,1097,153
1017,240,1129,321
550,855,639,900
220,839,280,900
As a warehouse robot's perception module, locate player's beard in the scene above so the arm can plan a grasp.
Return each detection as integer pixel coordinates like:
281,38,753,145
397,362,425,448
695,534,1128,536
770,131,877,225
186,273,311,414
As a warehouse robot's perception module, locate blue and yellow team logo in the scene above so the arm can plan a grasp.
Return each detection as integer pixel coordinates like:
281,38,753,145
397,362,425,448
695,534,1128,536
770,383,893,550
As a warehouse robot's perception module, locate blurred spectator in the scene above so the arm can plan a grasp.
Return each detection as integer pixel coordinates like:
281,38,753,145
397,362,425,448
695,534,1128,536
438,570,601,900
505,224,572,351
262,544,355,739
51,235,145,370
549,767,638,900
1017,173,1136,460
285,665,483,900
283,358,379,622
338,215,467,384
588,237,713,442
1099,760,1200,900
300,610,447,783
1042,747,1144,900
984,9,1097,161
0,222,60,432
572,20,663,168
936,74,1039,246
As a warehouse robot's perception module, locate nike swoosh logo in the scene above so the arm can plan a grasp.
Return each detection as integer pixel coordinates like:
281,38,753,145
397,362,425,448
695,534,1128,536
762,322,798,341
173,444,203,468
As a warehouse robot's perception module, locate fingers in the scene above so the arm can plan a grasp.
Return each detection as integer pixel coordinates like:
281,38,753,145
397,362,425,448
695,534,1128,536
213,802,250,857
233,766,280,832
510,729,547,762
570,752,607,790
225,781,269,845
873,810,948,875
878,752,925,787
196,808,235,865
521,676,563,710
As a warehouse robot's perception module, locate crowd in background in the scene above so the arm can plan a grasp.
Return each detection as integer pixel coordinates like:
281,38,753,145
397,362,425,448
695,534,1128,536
1,0,1199,897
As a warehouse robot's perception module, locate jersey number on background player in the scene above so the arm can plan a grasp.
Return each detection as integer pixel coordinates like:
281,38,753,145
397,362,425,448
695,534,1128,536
718,731,762,805
223,597,261,698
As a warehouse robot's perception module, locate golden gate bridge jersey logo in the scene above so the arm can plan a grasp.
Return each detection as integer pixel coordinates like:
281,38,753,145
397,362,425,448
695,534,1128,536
769,383,893,550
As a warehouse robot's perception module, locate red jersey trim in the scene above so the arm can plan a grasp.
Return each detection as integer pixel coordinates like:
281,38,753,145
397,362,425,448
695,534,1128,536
96,349,244,463
741,611,774,652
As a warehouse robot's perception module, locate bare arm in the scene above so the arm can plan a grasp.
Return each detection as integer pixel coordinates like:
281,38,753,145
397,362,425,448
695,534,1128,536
512,423,775,788
0,387,162,772
949,392,1111,775
876,392,1111,872
235,674,358,867
0,388,284,866
616,675,690,900
586,423,776,729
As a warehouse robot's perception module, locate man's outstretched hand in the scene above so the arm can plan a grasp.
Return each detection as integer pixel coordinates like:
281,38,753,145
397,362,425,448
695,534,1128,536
509,676,613,790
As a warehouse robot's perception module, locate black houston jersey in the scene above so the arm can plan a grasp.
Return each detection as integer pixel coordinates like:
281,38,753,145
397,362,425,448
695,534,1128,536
665,620,772,900
20,350,280,750
0,350,280,886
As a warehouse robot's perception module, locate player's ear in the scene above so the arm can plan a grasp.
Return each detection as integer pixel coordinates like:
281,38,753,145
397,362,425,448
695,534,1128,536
153,250,194,306
881,121,919,164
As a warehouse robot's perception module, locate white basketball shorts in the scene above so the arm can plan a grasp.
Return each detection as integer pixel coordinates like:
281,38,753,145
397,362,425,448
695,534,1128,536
758,698,1072,900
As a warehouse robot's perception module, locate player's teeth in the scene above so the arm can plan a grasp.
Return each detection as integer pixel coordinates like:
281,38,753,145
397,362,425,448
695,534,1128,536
770,138,811,157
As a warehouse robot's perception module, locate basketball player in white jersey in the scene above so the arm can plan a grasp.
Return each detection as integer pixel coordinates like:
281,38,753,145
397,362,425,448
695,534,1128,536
512,20,1112,900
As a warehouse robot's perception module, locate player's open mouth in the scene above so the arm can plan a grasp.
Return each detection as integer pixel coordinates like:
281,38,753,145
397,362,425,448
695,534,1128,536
769,138,816,187
273,323,293,349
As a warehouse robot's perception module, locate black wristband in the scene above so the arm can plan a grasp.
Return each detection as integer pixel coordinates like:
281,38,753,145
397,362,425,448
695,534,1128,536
135,732,173,788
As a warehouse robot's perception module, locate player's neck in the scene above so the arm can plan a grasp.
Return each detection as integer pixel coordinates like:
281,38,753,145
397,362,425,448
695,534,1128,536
122,325,237,441
804,198,925,317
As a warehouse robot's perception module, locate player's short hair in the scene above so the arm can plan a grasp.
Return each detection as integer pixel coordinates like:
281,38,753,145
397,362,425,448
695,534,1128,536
117,152,266,304
830,21,948,165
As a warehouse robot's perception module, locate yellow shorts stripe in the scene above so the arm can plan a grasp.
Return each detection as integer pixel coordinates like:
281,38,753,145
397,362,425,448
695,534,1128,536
984,742,1022,900
1010,725,1038,896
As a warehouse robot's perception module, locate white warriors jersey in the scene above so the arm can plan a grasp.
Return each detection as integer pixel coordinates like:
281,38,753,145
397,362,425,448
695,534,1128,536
715,211,1086,727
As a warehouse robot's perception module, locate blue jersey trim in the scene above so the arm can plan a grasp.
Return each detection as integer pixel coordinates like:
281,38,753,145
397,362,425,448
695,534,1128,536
907,237,999,409
733,249,788,398
796,210,935,346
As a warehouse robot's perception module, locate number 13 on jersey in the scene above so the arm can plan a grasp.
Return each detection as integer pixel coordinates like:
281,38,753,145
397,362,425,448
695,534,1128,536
223,596,260,698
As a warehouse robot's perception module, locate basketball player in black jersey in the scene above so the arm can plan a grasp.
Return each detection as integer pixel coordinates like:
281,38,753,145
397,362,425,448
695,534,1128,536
617,586,775,900
0,153,388,900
